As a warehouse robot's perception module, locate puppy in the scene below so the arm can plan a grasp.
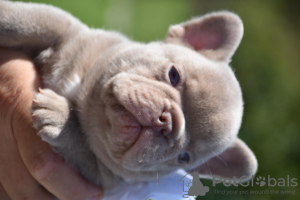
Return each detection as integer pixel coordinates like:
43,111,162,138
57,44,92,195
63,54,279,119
0,1,257,190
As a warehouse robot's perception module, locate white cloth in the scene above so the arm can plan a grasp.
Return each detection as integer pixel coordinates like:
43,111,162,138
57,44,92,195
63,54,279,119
103,169,195,200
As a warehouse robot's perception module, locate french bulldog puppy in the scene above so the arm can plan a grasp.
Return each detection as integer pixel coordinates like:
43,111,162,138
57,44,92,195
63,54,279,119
0,1,257,190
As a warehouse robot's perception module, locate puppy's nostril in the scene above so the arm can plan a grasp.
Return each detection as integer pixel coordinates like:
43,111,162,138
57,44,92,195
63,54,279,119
159,115,166,123
157,112,172,136
159,112,170,123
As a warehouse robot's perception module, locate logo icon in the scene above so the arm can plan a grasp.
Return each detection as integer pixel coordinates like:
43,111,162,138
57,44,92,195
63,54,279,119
256,176,266,186
179,172,209,198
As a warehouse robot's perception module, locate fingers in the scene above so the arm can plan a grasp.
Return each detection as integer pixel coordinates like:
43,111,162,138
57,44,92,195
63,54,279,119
0,49,103,200
0,49,55,199
0,120,55,200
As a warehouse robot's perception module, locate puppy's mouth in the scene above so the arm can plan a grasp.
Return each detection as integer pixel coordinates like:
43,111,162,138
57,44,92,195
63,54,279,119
105,97,184,169
108,102,175,149
108,104,141,141
106,103,181,171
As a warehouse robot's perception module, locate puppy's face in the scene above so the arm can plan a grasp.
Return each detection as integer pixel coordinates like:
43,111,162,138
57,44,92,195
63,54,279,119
101,43,242,169
83,12,256,181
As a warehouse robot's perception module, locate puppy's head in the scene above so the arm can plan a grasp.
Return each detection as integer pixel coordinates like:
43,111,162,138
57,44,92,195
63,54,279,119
83,11,257,182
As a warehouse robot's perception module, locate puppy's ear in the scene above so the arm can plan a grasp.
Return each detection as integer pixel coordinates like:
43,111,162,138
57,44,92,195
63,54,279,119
165,11,243,62
194,138,257,181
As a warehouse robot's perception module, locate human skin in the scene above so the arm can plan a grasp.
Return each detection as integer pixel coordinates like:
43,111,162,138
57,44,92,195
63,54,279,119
0,48,103,200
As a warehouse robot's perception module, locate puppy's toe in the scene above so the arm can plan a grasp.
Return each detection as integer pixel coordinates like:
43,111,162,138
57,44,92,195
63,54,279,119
32,88,69,113
31,109,65,130
37,125,62,145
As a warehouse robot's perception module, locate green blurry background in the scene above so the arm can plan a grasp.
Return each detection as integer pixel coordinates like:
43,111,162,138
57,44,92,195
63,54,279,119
13,0,300,199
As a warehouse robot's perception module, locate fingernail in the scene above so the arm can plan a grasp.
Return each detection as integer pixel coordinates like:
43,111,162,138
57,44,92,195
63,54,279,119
32,99,39,103
31,150,58,180
38,87,44,93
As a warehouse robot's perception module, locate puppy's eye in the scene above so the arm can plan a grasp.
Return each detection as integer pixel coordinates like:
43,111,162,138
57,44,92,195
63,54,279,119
168,66,180,86
178,152,190,164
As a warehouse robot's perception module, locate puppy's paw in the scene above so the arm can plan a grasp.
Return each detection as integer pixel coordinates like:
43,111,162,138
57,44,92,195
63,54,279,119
31,88,70,145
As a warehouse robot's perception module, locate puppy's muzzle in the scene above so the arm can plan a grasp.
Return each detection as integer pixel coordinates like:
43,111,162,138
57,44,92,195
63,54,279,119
111,73,185,144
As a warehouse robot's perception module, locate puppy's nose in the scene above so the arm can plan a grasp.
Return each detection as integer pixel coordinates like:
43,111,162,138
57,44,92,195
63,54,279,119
154,112,172,136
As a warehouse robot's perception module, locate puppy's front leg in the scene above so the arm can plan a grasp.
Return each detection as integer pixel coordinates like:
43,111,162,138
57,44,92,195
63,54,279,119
0,1,84,51
31,88,98,183
31,88,74,148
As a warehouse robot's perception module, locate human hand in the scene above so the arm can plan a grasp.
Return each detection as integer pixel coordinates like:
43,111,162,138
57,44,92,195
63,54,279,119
0,48,103,200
